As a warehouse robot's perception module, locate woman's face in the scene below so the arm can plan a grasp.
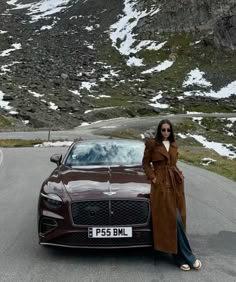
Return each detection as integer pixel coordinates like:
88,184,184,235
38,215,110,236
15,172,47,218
160,123,171,140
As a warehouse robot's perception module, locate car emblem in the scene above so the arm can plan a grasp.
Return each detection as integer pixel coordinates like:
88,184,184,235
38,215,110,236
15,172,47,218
103,192,116,196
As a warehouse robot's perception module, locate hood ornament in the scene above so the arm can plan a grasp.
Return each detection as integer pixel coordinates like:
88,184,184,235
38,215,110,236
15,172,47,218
104,170,116,195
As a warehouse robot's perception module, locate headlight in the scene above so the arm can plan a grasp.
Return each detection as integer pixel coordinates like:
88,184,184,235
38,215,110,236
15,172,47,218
41,193,63,209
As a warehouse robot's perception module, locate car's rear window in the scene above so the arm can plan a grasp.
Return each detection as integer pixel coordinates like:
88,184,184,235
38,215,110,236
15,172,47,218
64,141,145,166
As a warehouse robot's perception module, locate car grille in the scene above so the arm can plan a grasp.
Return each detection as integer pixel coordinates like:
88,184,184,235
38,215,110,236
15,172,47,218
71,200,150,226
49,231,152,247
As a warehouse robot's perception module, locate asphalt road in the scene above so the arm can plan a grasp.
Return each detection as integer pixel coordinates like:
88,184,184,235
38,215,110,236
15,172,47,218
0,147,235,282
1,113,236,141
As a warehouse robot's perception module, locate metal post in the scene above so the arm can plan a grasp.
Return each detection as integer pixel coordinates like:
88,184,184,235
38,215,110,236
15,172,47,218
48,125,51,141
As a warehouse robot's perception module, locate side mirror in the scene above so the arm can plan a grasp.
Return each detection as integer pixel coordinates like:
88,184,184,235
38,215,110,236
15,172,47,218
50,154,62,166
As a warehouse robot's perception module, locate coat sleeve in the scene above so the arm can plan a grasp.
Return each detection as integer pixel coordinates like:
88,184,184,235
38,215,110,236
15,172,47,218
142,139,156,181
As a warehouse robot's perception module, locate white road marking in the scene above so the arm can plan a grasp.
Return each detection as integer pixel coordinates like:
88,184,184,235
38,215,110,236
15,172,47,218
0,150,3,167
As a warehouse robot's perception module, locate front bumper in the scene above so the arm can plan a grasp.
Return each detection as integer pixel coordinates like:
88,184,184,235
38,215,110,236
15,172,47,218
39,225,153,249
38,199,153,249
38,213,152,248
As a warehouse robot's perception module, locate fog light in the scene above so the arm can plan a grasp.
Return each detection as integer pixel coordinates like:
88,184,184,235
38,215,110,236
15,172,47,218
40,217,58,234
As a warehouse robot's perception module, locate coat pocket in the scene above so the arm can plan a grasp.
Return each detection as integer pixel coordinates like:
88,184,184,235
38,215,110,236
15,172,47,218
174,169,184,184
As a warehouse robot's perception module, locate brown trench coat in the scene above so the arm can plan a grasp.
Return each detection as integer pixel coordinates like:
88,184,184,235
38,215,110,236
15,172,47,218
142,138,186,254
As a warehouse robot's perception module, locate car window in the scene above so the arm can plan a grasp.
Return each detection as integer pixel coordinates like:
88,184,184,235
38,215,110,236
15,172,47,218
65,142,144,166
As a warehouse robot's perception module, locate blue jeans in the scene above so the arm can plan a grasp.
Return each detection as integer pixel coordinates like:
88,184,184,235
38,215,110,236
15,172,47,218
172,209,196,267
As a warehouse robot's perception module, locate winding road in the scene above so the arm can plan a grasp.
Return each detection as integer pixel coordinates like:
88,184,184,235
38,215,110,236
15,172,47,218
1,113,236,141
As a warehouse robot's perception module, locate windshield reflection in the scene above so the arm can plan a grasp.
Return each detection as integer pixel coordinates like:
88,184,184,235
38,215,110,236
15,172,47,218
65,141,145,167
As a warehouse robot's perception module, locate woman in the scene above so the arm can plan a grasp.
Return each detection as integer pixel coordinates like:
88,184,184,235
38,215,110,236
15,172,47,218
142,119,202,271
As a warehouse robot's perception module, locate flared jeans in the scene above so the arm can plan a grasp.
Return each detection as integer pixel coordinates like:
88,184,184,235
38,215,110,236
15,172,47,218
172,209,196,267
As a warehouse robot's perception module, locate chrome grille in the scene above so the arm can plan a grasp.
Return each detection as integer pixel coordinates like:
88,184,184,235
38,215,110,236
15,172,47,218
71,200,150,226
71,201,109,225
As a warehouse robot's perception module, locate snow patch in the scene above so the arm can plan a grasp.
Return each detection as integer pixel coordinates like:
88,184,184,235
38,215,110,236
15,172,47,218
149,93,169,109
227,117,236,123
69,89,81,96
9,110,18,115
49,102,58,110
177,133,187,139
183,68,212,87
7,0,74,22
186,111,204,115
0,90,12,110
0,61,20,74
40,25,53,30
99,69,120,82
28,90,44,98
142,60,174,74
127,57,144,67
99,95,111,98
0,43,22,57
85,26,94,32
109,0,160,56
146,41,167,51
87,44,94,50
184,80,236,99
34,141,73,147
81,81,97,92
189,134,236,159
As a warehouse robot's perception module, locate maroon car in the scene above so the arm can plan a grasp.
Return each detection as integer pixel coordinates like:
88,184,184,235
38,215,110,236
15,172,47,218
38,139,152,248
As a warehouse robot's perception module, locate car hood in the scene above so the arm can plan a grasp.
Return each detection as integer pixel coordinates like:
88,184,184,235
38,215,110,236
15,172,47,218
60,166,150,200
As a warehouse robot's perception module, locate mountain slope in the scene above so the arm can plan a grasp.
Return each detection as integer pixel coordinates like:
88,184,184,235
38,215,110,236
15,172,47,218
0,0,236,130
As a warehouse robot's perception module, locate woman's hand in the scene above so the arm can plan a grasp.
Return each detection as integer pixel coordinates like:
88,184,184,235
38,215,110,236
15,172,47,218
152,177,157,184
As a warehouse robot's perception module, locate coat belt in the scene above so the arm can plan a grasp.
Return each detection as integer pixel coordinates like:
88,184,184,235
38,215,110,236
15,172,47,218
154,165,183,190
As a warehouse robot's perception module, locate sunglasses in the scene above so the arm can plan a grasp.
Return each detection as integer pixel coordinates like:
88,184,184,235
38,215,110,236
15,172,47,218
161,128,171,132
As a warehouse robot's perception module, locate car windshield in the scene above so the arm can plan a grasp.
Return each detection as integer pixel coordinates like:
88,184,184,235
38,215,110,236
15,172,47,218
64,141,145,167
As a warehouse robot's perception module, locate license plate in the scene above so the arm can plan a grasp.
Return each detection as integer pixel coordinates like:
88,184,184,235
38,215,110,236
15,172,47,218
88,227,132,238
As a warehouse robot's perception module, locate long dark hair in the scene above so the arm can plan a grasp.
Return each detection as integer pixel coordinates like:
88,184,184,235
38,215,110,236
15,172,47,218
155,119,175,143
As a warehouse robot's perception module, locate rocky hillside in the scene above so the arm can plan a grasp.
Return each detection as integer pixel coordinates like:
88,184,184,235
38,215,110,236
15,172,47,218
0,0,236,130
139,0,236,49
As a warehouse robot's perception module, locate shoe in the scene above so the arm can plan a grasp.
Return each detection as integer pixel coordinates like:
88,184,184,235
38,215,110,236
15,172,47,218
180,264,190,271
192,259,202,270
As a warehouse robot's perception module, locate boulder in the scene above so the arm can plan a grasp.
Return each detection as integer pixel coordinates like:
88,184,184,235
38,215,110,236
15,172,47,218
214,15,236,50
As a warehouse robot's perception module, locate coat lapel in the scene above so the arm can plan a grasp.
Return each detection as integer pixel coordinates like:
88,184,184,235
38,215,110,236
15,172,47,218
157,143,170,159
157,142,177,160
169,142,177,154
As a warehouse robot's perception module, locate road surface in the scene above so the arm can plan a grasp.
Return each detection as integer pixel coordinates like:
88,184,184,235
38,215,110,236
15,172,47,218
0,147,235,281
1,113,236,140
